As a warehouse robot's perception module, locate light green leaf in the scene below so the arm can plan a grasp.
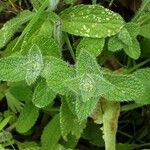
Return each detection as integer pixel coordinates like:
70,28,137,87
42,57,75,94
60,5,124,38
139,24,150,38
25,45,43,85
32,80,56,108
123,38,141,60
65,74,112,102
76,96,99,120
60,100,86,139
103,72,144,101
125,23,140,38
0,10,34,48
41,114,61,150
0,56,27,82
108,36,123,52
76,50,101,75
76,38,105,57
16,102,39,133
0,116,12,131
133,68,150,104
118,27,132,46
64,0,77,4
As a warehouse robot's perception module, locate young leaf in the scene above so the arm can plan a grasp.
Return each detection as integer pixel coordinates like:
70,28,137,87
60,100,86,139
60,5,124,38
76,38,105,57
108,36,123,52
118,27,132,46
0,116,12,131
41,57,75,94
32,80,56,108
41,114,61,150
76,96,100,120
133,68,150,104
25,45,43,85
16,102,39,133
0,10,34,48
123,38,141,60
0,56,27,82
76,49,101,75
139,24,150,38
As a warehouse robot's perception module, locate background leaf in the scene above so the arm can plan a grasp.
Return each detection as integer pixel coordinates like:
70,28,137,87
0,10,34,48
41,114,61,150
16,102,39,133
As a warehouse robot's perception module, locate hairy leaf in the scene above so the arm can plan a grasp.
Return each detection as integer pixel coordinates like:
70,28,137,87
32,80,56,108
123,38,141,60
76,37,105,57
42,57,75,94
108,36,123,52
0,56,27,82
16,102,39,133
41,114,61,150
76,50,101,75
103,72,144,101
25,45,43,85
60,100,86,139
139,24,150,38
133,68,150,104
76,96,99,120
0,10,34,48
60,5,124,38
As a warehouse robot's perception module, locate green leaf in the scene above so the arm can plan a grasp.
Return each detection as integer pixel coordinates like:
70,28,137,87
0,56,27,82
41,114,61,150
118,27,132,46
76,50,101,75
0,116,12,131
65,74,112,102
123,38,141,60
60,100,86,139
133,68,150,104
0,10,34,48
42,57,75,94
108,35,123,52
25,45,43,85
76,96,99,120
76,38,105,57
9,82,33,102
60,5,124,38
103,72,144,101
64,0,77,4
6,92,24,113
30,0,43,10
139,24,150,38
16,102,39,133
32,80,56,108
82,122,104,147
140,38,150,58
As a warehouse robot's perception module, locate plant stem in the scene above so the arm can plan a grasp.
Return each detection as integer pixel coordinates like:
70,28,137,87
64,33,76,62
102,101,120,150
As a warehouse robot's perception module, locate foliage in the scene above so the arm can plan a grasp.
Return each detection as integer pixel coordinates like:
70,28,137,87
0,0,149,150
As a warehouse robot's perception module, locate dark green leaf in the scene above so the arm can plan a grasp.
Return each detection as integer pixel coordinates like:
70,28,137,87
41,114,61,150
16,102,39,133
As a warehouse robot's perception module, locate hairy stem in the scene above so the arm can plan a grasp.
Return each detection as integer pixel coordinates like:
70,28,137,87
102,101,120,150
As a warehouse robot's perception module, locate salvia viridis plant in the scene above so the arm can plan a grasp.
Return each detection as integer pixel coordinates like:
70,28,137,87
0,0,150,150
